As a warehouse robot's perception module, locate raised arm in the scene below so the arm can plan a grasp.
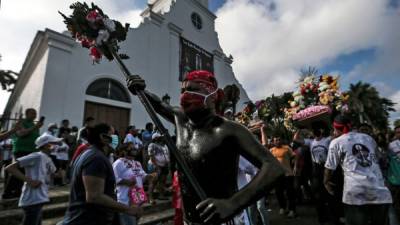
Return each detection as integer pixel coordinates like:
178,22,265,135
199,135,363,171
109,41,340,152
293,130,305,145
16,121,43,137
0,121,21,141
127,75,178,123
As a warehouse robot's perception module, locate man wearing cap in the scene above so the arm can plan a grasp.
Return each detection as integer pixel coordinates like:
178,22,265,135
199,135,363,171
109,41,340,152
5,134,59,225
45,123,69,186
127,70,284,224
324,115,392,225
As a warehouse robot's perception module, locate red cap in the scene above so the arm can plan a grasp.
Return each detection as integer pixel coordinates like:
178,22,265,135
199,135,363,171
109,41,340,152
184,70,217,88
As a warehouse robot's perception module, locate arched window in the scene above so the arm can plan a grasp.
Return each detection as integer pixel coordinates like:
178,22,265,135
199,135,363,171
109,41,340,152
86,78,130,103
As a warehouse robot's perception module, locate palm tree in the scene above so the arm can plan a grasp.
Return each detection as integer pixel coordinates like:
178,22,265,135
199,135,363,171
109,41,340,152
347,82,395,132
0,54,19,92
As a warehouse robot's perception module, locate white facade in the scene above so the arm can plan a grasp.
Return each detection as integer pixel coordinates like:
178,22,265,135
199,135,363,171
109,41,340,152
3,0,250,131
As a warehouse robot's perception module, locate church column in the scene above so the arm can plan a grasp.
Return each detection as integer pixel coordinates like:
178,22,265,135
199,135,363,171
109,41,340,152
168,22,183,105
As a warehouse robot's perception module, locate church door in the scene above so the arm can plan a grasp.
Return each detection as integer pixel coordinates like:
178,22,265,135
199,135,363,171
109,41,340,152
84,101,130,135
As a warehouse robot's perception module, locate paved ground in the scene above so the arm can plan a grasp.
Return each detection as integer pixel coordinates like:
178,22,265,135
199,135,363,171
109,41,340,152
0,181,323,225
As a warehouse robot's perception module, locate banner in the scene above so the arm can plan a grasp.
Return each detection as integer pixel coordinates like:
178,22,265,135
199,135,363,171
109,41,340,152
179,37,214,81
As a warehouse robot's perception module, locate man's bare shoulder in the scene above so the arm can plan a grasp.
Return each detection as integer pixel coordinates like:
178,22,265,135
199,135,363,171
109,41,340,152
220,118,250,134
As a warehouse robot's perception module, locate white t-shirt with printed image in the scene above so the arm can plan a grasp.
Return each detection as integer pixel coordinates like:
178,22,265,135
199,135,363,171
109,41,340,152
389,139,400,155
113,158,147,206
148,143,169,167
17,151,57,207
304,137,332,164
325,132,392,205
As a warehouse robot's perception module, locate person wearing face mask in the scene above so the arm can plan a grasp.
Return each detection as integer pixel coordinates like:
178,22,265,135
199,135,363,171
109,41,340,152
5,134,59,225
62,123,142,225
45,123,69,186
127,70,284,224
113,144,157,225
148,133,169,200
124,126,143,164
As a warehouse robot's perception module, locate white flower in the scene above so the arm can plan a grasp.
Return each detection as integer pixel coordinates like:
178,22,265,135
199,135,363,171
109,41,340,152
103,18,116,32
96,30,110,45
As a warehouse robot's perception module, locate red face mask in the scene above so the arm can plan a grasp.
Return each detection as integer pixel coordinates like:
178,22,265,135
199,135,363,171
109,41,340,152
180,89,218,113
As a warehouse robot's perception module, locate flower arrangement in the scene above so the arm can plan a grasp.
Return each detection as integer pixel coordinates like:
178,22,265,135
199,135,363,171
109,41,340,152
284,74,349,129
59,2,130,63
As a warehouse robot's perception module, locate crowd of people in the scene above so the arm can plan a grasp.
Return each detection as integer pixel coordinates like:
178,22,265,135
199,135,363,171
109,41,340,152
0,109,172,225
0,70,399,225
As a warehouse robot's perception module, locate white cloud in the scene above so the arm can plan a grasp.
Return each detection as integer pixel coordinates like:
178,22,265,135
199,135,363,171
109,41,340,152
0,0,144,113
391,91,400,111
215,0,400,100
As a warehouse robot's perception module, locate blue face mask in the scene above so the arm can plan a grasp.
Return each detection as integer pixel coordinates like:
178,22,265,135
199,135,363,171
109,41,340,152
50,128,59,136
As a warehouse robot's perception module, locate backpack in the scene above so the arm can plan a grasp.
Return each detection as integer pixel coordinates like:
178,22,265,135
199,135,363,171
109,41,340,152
388,150,400,185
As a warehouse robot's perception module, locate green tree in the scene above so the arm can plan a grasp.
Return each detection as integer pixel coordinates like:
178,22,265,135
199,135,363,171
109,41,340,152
347,81,395,132
262,92,293,140
0,54,19,92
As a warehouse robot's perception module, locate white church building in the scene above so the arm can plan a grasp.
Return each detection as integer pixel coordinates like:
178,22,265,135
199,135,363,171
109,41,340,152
3,0,250,133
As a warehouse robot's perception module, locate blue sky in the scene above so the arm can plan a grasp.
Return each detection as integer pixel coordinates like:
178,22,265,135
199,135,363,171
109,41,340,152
0,0,399,122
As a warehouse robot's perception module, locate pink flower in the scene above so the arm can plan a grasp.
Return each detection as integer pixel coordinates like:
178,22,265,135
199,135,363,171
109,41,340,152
80,38,92,48
86,10,103,23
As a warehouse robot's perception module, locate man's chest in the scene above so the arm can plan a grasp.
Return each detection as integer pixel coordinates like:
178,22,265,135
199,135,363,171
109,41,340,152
176,127,228,162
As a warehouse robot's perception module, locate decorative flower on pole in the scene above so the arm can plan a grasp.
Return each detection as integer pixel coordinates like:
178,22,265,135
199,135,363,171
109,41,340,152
284,74,349,130
59,2,130,64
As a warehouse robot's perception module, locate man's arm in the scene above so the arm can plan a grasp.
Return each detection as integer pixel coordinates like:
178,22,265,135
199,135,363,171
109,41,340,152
293,130,305,145
324,141,340,195
0,121,22,141
197,123,285,223
323,168,336,195
16,121,43,137
5,162,42,188
230,123,285,209
83,175,141,216
127,75,179,123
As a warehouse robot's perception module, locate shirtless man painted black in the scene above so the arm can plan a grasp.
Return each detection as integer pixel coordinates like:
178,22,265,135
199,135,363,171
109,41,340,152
127,70,284,224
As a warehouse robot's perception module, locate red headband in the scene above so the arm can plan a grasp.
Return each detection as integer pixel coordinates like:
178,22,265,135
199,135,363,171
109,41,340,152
333,121,351,134
184,70,217,90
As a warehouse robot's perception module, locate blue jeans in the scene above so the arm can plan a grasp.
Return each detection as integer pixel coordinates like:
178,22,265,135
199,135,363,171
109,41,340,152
248,197,269,225
119,213,137,225
22,203,43,225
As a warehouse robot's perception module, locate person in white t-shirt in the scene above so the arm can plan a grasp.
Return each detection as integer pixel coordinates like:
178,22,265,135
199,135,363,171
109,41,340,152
44,123,69,185
388,125,400,223
0,137,13,181
113,144,157,225
124,126,143,163
294,122,343,225
5,134,59,225
148,133,169,199
324,115,392,225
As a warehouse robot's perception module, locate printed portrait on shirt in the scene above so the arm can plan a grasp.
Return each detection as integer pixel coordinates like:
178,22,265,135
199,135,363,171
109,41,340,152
352,143,375,167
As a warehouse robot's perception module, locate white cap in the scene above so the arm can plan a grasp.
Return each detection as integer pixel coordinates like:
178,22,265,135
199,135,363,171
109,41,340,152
152,132,162,140
35,134,63,149
224,108,233,114
48,123,57,129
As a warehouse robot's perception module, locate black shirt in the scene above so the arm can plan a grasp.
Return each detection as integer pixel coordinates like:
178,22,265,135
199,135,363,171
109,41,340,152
63,147,116,225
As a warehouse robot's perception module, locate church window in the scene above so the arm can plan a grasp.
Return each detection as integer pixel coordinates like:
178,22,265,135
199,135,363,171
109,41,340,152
86,78,130,103
191,13,202,30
